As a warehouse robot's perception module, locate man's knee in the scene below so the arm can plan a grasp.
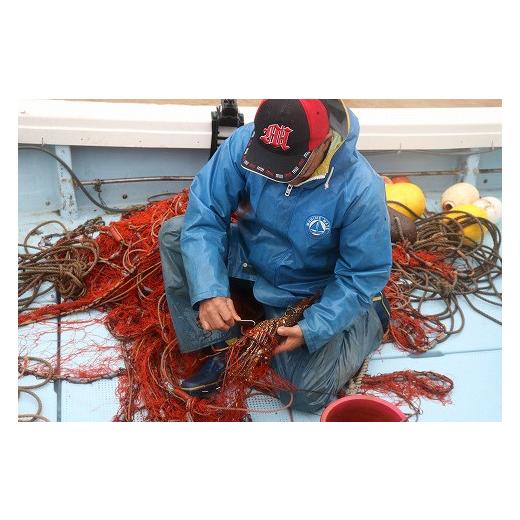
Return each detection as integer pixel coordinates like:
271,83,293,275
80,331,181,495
290,388,334,414
159,215,185,251
274,327,369,414
281,362,339,413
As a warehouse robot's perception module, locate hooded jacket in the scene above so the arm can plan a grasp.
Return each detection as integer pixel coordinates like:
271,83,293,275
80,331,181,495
180,103,392,353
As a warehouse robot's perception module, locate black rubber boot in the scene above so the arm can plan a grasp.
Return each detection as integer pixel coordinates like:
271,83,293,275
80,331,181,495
180,344,227,397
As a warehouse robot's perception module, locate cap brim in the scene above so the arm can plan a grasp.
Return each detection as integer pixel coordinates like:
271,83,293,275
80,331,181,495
241,132,312,183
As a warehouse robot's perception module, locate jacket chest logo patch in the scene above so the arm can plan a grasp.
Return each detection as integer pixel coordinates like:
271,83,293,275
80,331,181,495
305,215,331,238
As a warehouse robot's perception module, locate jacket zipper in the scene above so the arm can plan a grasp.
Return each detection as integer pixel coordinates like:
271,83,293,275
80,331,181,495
284,184,293,197
324,166,335,189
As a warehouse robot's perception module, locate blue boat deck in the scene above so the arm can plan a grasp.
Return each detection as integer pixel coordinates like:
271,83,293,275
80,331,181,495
18,188,502,422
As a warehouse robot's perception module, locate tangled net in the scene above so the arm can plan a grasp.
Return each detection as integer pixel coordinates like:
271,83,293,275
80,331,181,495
384,202,502,353
18,191,500,421
17,191,315,421
345,358,454,420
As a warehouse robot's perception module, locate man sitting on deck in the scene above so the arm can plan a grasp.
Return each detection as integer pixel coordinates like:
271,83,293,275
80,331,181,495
159,99,392,413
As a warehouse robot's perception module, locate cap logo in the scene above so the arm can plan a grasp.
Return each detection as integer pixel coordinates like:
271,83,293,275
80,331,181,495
260,124,293,151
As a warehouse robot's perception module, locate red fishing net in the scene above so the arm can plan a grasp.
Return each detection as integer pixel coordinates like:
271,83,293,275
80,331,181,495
18,190,456,421
18,191,315,421
361,370,454,419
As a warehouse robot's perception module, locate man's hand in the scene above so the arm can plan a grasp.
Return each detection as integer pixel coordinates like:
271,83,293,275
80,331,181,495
198,297,241,332
274,325,305,355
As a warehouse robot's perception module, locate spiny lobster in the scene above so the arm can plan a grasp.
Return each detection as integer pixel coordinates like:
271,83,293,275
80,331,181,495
223,295,318,385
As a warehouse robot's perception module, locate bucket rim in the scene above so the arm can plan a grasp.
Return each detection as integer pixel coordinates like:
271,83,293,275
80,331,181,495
320,394,407,422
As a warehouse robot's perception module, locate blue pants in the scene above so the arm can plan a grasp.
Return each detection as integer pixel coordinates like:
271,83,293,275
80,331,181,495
159,216,384,413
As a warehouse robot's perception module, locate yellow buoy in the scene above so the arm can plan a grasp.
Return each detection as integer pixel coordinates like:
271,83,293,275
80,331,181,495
445,204,488,243
385,182,426,220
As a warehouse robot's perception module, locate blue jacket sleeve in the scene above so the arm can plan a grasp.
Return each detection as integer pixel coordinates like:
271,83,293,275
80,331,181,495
180,131,246,307
298,176,392,353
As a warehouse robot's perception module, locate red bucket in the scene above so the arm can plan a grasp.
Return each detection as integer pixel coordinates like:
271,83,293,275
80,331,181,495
320,395,407,422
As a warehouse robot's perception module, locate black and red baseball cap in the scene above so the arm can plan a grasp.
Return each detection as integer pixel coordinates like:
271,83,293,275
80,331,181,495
241,99,330,183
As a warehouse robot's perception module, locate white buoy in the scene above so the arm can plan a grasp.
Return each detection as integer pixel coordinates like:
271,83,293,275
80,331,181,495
441,182,480,211
473,196,502,223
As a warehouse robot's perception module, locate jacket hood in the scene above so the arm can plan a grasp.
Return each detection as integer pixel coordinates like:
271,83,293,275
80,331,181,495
294,101,360,189
322,99,350,139
321,99,359,156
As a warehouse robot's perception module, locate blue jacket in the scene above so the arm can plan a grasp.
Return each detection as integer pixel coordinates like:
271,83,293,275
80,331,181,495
180,107,392,353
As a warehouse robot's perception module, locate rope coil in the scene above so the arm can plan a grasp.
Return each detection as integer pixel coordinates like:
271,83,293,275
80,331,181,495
18,356,54,422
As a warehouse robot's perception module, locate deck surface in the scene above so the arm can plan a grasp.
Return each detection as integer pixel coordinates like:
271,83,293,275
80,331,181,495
18,192,502,422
